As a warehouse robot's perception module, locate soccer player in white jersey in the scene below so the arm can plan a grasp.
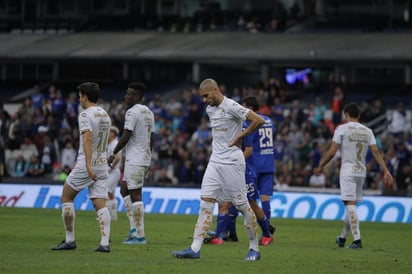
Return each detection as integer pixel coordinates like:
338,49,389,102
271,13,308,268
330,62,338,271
172,78,265,261
106,126,122,220
315,103,393,249
52,82,112,252
108,82,155,245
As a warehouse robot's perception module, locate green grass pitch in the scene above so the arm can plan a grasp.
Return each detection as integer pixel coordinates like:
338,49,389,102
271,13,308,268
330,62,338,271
0,207,411,274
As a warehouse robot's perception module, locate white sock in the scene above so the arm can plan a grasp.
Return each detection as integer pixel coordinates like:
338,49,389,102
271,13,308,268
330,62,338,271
236,203,259,252
97,207,111,246
340,214,350,239
123,195,136,231
346,205,361,241
191,200,214,253
62,202,75,243
132,201,145,238
106,199,118,221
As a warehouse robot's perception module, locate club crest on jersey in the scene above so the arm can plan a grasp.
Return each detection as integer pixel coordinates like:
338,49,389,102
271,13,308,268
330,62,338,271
220,109,226,118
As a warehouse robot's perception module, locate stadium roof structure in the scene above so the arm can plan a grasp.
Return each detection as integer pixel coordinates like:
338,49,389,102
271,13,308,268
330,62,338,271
1,32,412,64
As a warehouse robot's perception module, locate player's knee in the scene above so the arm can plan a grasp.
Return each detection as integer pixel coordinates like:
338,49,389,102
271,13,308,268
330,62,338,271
200,200,214,211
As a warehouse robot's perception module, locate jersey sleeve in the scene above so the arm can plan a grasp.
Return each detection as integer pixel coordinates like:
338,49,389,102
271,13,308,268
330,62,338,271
369,129,377,146
78,111,91,134
124,109,136,131
332,125,343,144
227,99,250,120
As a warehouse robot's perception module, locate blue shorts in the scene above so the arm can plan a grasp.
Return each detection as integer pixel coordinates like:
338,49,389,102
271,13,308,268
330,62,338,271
245,174,259,201
256,172,274,196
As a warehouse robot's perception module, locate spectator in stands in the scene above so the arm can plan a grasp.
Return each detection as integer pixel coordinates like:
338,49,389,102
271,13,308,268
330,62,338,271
20,137,38,161
65,92,79,129
312,97,326,126
394,141,411,191
275,162,292,189
270,96,285,124
273,133,287,171
156,167,173,185
0,104,10,177
39,135,57,174
289,99,306,128
308,171,326,188
388,102,406,142
60,140,76,169
12,154,29,177
289,162,308,186
7,113,23,150
31,86,44,110
331,85,345,127
27,154,45,177
190,118,212,150
51,89,67,120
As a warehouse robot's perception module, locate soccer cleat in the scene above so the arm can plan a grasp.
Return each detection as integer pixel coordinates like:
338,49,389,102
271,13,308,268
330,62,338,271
209,237,224,245
336,236,346,248
260,235,273,246
92,245,110,253
269,224,276,235
123,237,147,245
206,230,216,237
244,249,261,261
51,240,77,250
124,228,137,242
172,247,200,259
225,233,239,242
347,240,363,249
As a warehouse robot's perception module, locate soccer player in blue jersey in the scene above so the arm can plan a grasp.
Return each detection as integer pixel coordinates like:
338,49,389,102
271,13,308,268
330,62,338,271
243,96,276,238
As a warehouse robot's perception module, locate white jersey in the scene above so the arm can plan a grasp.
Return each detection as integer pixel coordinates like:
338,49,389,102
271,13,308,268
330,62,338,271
332,121,376,178
124,104,155,166
107,138,121,170
77,106,111,176
206,96,250,164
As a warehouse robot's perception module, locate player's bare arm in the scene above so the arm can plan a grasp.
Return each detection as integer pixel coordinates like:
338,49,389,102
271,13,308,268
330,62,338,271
315,142,340,174
229,111,264,147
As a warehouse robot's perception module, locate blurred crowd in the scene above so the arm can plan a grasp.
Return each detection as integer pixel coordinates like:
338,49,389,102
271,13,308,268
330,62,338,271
0,77,411,196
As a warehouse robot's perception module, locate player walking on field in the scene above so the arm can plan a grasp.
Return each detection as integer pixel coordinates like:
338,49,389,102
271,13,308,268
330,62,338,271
108,82,155,245
52,82,112,252
315,103,393,249
172,78,265,261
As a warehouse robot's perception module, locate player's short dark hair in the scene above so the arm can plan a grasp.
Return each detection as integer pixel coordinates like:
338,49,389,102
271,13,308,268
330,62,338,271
77,82,100,103
242,96,260,111
128,82,146,98
343,103,360,118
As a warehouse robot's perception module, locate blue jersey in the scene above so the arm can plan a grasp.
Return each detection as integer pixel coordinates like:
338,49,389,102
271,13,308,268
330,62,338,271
251,114,275,173
243,122,258,201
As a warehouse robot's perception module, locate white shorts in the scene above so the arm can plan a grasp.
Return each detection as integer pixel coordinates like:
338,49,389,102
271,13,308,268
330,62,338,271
66,167,108,199
107,167,121,193
123,164,148,190
200,161,248,206
339,176,365,201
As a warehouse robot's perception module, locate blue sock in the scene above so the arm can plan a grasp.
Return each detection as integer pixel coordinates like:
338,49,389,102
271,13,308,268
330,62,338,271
262,201,271,221
227,205,239,235
258,216,271,237
215,214,229,239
